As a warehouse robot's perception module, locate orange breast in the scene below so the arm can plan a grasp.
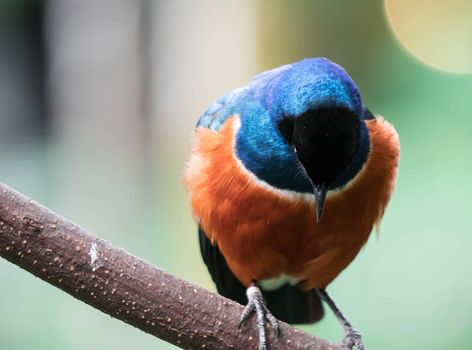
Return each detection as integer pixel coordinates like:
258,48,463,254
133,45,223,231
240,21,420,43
185,116,399,290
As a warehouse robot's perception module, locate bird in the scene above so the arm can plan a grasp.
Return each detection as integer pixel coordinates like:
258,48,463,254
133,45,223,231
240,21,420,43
185,57,399,350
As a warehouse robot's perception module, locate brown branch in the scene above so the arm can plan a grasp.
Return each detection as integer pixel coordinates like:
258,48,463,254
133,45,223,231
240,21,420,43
0,181,339,350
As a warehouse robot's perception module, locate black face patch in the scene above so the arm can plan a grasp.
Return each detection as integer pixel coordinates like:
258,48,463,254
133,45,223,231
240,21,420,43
278,117,295,144
281,106,361,186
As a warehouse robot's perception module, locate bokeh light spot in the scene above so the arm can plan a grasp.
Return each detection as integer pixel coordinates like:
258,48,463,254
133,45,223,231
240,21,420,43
385,0,472,73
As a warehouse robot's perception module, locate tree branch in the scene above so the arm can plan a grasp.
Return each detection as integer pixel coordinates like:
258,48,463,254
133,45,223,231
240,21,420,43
0,181,339,350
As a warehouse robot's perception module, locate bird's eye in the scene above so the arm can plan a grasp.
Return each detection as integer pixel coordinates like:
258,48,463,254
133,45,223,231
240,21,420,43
278,117,295,144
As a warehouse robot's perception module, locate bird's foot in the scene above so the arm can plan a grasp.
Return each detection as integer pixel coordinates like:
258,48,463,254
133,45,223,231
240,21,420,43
239,284,279,350
341,328,365,350
317,289,365,350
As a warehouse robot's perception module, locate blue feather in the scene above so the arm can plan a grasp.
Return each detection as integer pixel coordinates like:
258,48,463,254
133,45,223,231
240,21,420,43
197,57,371,193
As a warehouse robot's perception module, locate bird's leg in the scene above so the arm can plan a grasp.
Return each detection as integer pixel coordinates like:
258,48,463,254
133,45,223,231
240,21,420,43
317,289,365,350
239,282,279,350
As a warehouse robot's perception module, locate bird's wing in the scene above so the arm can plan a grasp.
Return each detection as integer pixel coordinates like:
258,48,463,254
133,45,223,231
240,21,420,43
196,63,292,131
198,227,324,324
196,88,246,131
362,106,376,120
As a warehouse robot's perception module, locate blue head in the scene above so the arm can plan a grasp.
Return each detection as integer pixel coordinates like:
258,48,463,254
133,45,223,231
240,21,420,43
234,58,372,220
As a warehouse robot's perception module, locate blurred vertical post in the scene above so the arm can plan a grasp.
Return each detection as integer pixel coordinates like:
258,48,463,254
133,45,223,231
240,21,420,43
0,1,45,146
45,0,151,248
148,0,258,281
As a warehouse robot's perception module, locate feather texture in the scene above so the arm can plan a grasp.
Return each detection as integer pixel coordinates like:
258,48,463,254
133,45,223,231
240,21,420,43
185,116,399,290
185,58,400,327
198,227,324,324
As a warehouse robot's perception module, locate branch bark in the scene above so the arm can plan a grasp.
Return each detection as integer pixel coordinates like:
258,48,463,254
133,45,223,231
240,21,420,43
0,181,339,350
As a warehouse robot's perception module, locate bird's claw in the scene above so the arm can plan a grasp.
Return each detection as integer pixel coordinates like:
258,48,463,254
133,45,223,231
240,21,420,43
239,285,279,350
264,309,280,338
341,328,365,350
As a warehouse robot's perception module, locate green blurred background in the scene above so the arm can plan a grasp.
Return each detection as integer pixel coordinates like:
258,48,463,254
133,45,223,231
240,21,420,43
1,0,471,349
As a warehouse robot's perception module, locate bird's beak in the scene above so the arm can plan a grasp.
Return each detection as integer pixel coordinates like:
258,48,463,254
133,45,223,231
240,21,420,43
313,183,327,223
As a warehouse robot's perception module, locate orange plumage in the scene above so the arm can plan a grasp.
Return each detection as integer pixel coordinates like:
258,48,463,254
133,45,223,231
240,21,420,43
186,58,399,350
185,115,399,290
